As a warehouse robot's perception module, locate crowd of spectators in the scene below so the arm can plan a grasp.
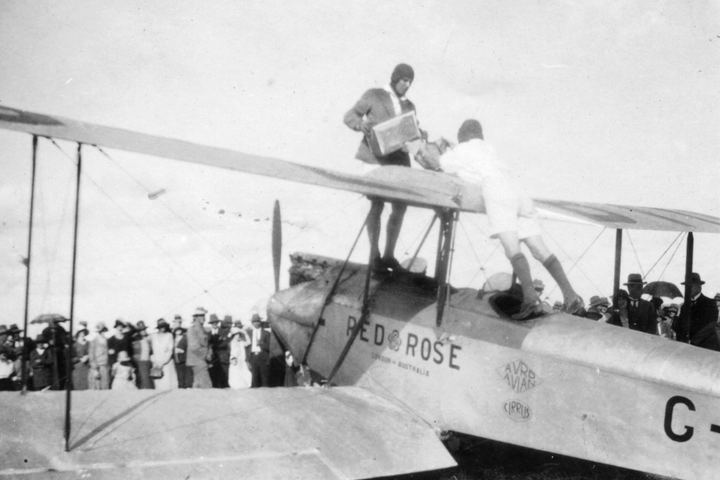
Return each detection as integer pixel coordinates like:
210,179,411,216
0,307,307,392
563,272,720,351
3,271,719,392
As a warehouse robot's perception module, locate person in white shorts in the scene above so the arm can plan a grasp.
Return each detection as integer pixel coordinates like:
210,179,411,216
420,119,583,319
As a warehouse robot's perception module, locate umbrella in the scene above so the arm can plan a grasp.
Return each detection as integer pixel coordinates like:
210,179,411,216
642,281,682,299
30,313,68,324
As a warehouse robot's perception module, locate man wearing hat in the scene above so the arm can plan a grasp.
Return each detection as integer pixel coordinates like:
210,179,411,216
214,316,233,388
623,274,656,334
41,315,69,390
132,321,154,389
674,273,719,351
187,307,212,388
422,119,584,320
249,313,271,388
173,324,191,388
344,63,424,273
172,314,183,331
207,314,229,388
88,321,110,389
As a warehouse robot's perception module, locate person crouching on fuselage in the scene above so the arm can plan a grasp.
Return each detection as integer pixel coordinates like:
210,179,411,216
420,119,584,320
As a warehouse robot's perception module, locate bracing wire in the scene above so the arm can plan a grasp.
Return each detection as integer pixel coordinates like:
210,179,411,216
457,214,499,286
644,232,684,280
49,139,233,311
94,144,371,315
42,139,77,311
657,232,687,281
540,224,607,297
626,230,645,278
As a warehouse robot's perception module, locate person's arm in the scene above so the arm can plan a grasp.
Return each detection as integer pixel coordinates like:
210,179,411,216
343,90,373,135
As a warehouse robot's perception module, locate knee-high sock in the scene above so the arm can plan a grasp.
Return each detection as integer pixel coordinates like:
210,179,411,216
510,253,538,303
543,254,576,302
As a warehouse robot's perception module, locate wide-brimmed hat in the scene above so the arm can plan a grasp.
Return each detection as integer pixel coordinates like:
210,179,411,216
221,315,233,328
114,319,126,329
208,314,220,324
95,321,108,332
663,304,679,315
624,274,646,286
681,272,705,285
157,318,170,331
0,325,8,335
251,313,262,324
193,307,207,317
75,328,89,338
7,324,23,334
34,334,48,344
589,296,610,308
136,320,148,331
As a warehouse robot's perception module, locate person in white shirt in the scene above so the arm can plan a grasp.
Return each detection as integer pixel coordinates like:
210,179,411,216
419,119,583,320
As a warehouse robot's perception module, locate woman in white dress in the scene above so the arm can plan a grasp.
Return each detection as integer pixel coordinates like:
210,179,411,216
150,319,178,390
228,326,251,389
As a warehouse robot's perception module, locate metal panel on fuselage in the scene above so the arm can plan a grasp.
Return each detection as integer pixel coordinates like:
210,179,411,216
308,291,720,480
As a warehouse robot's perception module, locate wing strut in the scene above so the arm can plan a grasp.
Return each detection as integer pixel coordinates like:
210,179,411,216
65,142,83,452
301,216,368,366
325,211,377,385
20,136,39,394
611,228,623,321
435,209,458,327
680,232,694,338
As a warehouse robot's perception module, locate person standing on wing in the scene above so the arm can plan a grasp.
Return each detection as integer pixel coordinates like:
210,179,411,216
422,119,584,320
344,63,420,272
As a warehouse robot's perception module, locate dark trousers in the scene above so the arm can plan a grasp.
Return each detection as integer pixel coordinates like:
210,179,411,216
0,378,14,391
250,352,270,388
209,362,229,388
137,360,154,389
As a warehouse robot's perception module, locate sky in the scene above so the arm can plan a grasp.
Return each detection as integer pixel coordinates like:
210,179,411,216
1,0,719,336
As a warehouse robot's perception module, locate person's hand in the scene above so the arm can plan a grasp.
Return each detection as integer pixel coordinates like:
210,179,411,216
359,121,372,136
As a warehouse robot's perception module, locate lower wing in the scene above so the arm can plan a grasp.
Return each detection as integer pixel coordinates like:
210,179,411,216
1,386,455,479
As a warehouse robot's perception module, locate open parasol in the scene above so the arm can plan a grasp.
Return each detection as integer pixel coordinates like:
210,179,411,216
642,281,682,299
30,313,69,324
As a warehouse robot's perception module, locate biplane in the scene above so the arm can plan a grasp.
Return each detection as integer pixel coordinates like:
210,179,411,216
1,105,719,480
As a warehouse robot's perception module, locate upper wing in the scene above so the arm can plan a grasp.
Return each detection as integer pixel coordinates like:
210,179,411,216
1,386,456,479
0,105,454,209
2,105,718,233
